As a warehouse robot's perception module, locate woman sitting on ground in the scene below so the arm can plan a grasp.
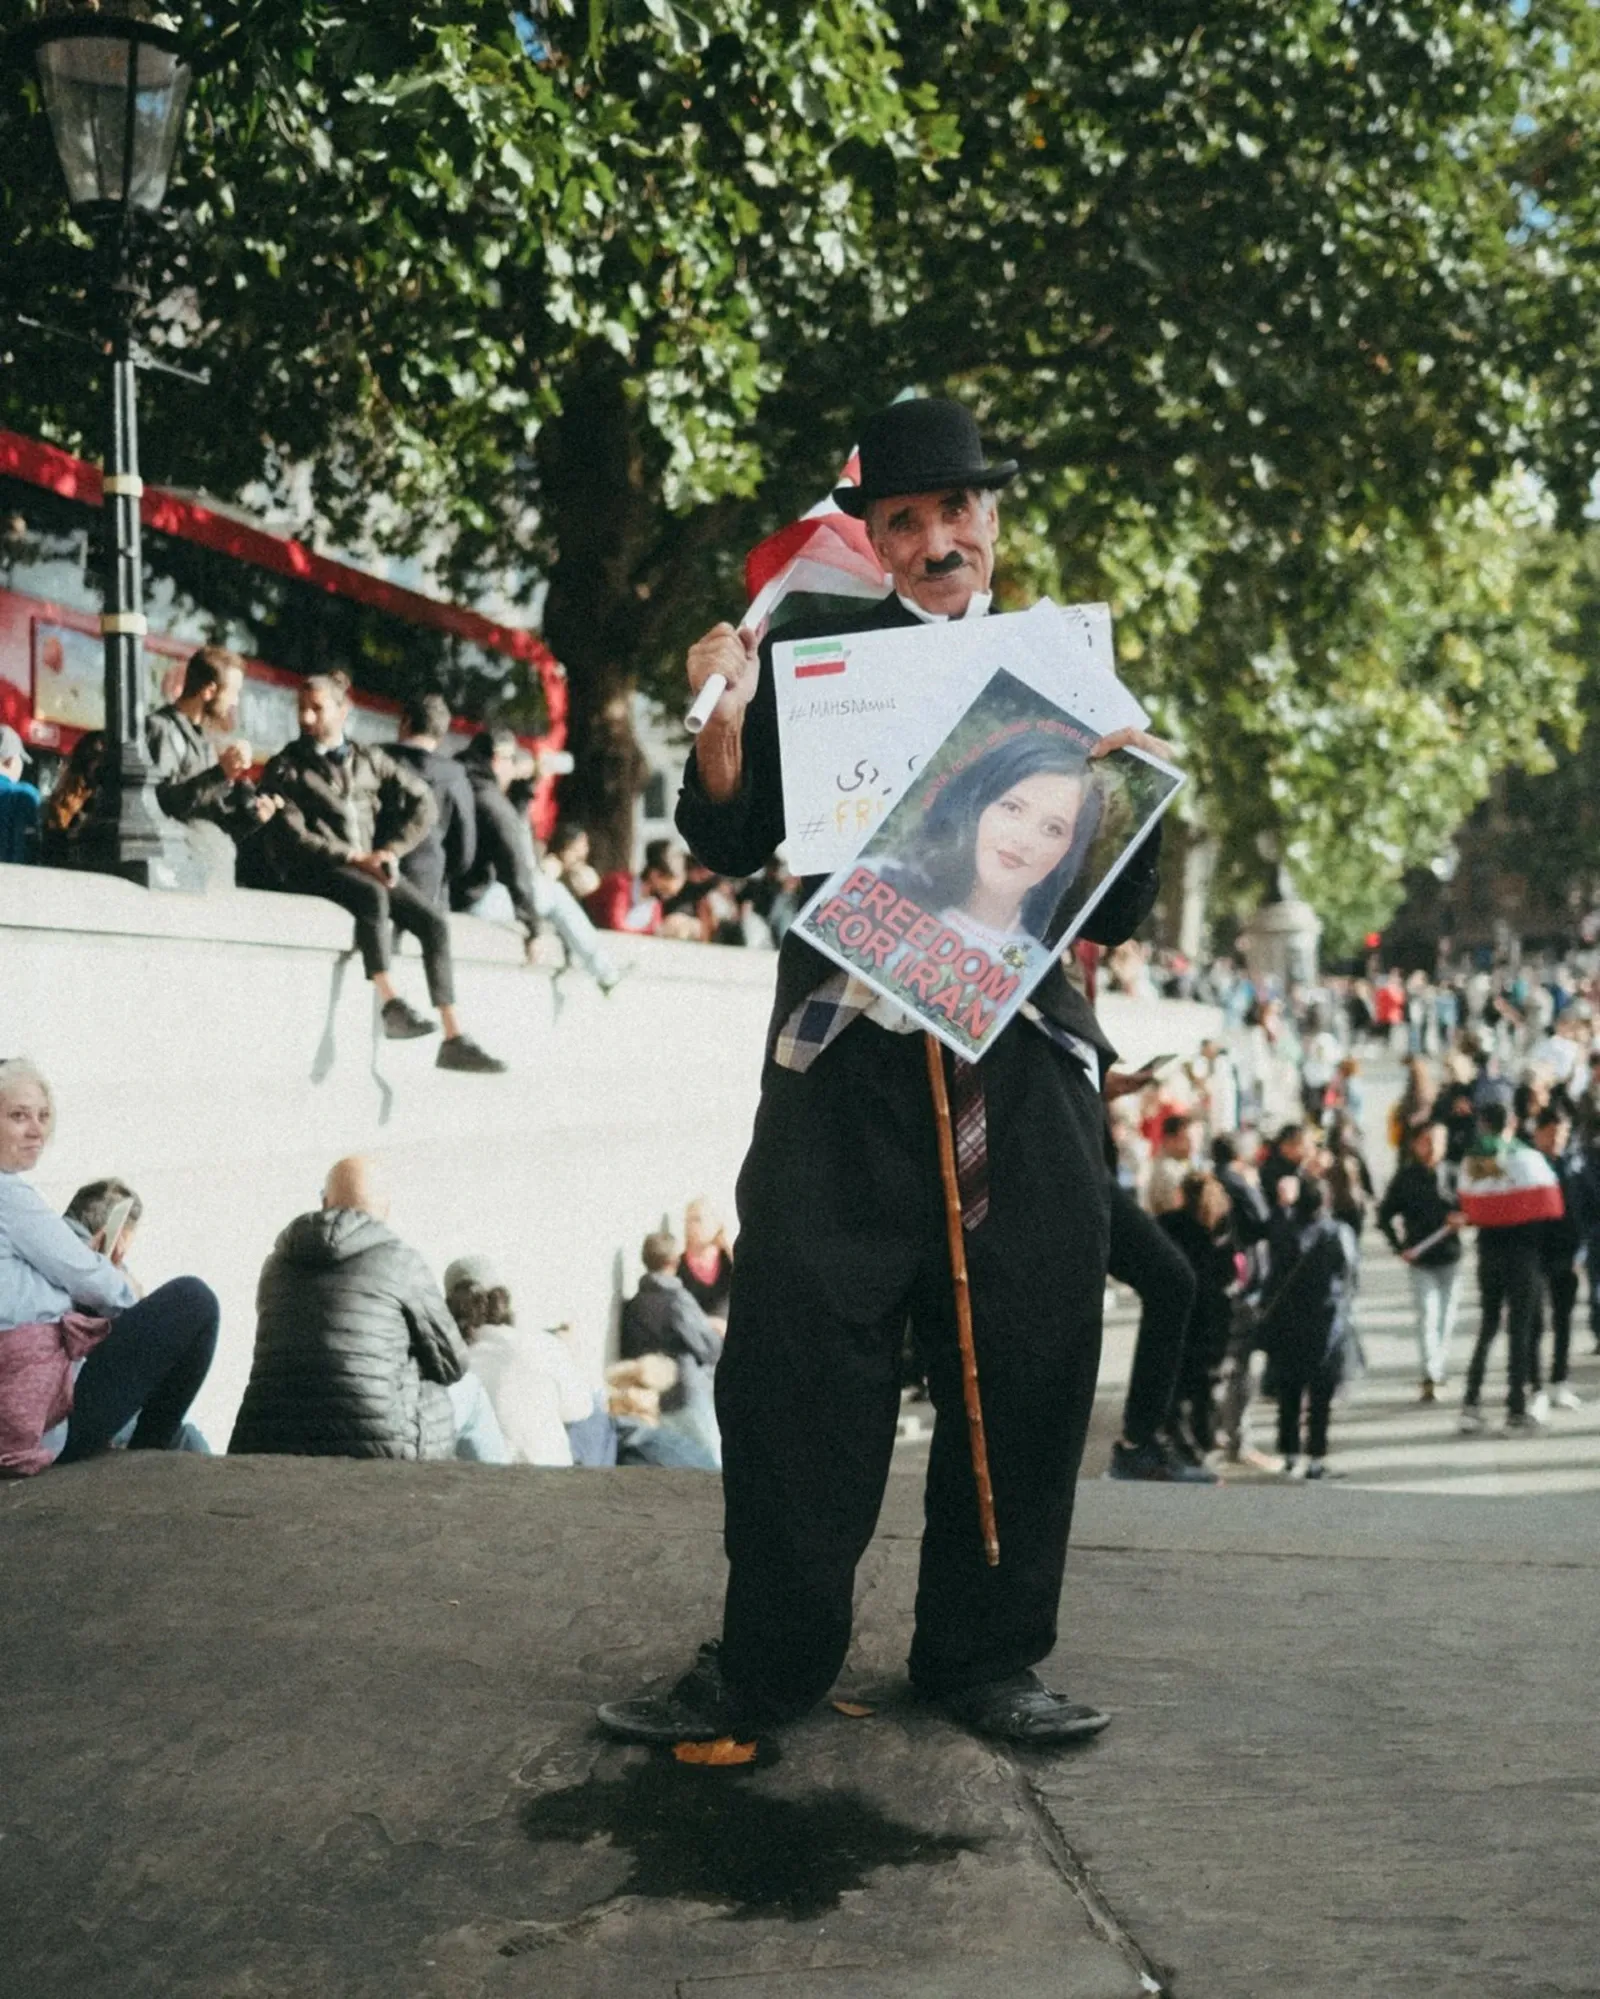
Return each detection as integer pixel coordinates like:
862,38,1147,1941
678,1197,733,1332
0,1058,218,1476
444,1255,594,1467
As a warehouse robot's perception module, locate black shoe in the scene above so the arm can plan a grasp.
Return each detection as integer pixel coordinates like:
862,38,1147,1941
942,1670,1110,1744
435,1033,508,1074
381,997,436,1040
1108,1437,1219,1484
596,1641,753,1745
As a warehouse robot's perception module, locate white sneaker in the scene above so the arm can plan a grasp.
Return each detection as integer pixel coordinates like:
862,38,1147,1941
1529,1390,1551,1423
1457,1405,1486,1435
1551,1385,1584,1410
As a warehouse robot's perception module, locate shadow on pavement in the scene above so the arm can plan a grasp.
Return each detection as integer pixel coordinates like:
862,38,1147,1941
518,1746,982,1922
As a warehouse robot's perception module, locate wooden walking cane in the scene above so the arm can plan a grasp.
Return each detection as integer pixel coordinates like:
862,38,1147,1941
923,1033,1000,1567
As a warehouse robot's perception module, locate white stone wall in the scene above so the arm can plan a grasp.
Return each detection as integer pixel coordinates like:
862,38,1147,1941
1,863,1218,1447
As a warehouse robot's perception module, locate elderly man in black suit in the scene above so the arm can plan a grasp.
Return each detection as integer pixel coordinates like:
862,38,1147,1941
597,397,1171,1751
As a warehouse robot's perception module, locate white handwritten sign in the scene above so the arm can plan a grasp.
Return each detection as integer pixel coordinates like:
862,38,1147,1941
774,601,1146,875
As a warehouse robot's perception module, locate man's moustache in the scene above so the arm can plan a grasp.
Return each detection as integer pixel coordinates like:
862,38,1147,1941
922,552,966,576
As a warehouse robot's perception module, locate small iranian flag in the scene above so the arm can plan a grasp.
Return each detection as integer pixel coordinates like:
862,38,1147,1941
741,443,889,642
1458,1142,1565,1228
790,640,850,680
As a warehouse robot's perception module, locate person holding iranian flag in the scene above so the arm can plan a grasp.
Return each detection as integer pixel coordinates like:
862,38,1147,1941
596,396,1174,1755
1457,1100,1565,1436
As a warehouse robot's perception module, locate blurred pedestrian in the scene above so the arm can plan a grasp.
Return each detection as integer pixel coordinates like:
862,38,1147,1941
1260,1177,1359,1479
1378,1123,1465,1402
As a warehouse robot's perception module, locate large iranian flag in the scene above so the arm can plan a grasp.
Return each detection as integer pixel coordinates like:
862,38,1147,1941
1457,1141,1565,1228
741,444,889,642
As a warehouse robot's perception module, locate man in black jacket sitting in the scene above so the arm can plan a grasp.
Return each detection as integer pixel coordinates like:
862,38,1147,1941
391,691,477,910
229,1155,506,1459
144,646,265,835
453,728,622,993
249,673,505,1073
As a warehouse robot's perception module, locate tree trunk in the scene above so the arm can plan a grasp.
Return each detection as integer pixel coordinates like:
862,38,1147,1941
537,349,652,872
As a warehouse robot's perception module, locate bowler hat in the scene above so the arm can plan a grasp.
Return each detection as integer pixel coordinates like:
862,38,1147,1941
833,398,1018,517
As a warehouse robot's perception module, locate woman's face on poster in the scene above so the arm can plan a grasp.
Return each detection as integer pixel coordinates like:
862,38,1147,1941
972,771,1084,909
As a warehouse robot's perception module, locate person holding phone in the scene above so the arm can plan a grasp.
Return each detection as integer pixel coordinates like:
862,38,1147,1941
63,1179,143,1277
0,1061,219,1476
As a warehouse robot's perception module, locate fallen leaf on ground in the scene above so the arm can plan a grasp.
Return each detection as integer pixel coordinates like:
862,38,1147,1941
672,1737,759,1766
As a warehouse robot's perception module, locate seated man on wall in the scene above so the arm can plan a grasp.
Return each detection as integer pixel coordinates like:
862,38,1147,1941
246,671,505,1073
453,727,623,995
0,725,42,865
144,646,265,834
229,1154,508,1462
391,690,477,911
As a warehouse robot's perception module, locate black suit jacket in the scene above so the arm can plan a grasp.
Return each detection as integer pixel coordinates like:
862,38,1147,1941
392,743,477,909
674,595,1162,1065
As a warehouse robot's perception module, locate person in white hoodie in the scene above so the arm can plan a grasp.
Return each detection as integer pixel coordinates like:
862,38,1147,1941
444,1256,593,1466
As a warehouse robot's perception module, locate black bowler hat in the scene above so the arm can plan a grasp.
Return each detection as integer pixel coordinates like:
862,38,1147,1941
833,397,1019,517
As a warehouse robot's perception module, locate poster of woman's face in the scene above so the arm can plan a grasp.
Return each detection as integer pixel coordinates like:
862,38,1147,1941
796,666,1183,1059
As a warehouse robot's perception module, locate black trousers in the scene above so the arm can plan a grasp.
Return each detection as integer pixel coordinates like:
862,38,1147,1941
1537,1261,1579,1387
1108,1187,1195,1446
282,862,455,1007
1465,1229,1542,1417
1275,1355,1336,1460
715,1020,1111,1726
58,1277,218,1459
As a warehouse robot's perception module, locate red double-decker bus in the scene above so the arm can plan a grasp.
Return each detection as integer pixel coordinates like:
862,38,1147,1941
0,428,567,832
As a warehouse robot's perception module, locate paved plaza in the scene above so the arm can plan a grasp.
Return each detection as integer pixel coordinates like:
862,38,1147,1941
4,1441,1598,1997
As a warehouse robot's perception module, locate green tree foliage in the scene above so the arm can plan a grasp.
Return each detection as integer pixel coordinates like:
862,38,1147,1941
2,0,1597,895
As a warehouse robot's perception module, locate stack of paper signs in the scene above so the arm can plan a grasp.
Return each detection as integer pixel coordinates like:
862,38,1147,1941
774,603,1184,1060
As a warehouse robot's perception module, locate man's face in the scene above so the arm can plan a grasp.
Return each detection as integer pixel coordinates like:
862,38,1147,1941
298,684,347,746
0,755,22,783
1166,1123,1196,1160
646,860,684,900
866,487,999,617
490,747,517,794
1536,1119,1571,1157
204,667,243,727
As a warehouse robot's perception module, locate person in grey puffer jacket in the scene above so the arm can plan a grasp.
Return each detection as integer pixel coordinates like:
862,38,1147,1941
229,1155,498,1459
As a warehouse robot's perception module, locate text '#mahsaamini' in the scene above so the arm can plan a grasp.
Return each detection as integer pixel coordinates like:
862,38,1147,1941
809,865,1021,1048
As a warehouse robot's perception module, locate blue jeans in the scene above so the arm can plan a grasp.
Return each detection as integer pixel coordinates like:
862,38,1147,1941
58,1277,219,1460
1408,1262,1461,1387
447,1372,511,1462
468,877,618,986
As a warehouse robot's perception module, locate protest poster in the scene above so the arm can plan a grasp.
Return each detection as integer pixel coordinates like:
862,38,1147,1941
773,601,1144,877
793,665,1184,1060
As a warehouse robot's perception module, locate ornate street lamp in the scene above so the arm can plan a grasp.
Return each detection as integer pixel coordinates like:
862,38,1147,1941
9,3,199,888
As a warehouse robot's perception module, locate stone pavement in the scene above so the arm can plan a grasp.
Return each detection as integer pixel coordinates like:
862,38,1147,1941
5,1454,1598,1998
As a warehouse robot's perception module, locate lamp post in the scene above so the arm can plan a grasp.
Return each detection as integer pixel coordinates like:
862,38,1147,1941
11,3,200,889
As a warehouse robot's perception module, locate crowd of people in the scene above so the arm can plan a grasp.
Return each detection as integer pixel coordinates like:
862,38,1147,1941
0,1052,740,1479
8,647,1600,1490
2,647,805,988
7,968,1599,1486
1105,952,1600,1478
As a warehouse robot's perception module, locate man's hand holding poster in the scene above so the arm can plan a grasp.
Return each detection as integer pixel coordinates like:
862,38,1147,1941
774,602,1145,877
794,665,1184,1060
